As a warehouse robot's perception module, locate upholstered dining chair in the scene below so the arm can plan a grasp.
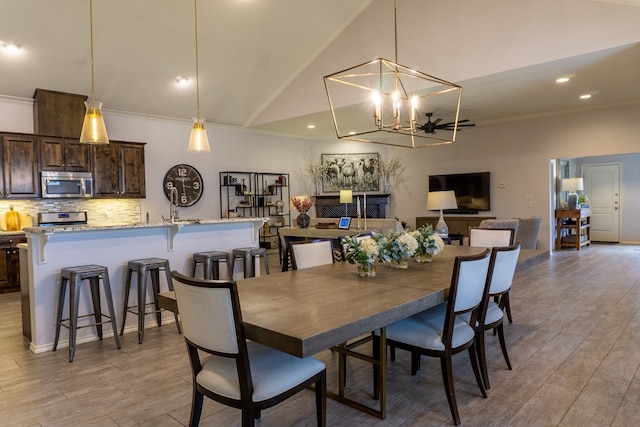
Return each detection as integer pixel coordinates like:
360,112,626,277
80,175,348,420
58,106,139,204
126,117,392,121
469,227,515,247
171,271,327,427
514,216,542,249
373,249,492,426
289,239,334,270
479,219,520,242
463,244,520,390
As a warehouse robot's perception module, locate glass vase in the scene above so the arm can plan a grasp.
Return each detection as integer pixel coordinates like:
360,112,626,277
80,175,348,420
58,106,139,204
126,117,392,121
415,253,433,263
296,211,310,228
390,258,409,270
357,263,376,277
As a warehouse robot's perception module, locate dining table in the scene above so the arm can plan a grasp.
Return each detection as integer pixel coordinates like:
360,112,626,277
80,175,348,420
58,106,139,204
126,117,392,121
158,245,548,419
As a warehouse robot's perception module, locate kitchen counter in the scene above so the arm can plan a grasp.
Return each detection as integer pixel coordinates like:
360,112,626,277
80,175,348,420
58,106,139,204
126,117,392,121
21,217,267,354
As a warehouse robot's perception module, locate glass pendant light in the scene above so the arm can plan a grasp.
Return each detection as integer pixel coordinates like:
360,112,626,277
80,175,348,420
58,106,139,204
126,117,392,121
187,0,211,152
80,0,109,144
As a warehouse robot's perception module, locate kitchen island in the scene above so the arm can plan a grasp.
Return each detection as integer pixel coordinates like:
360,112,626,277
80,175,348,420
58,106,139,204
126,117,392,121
21,217,266,354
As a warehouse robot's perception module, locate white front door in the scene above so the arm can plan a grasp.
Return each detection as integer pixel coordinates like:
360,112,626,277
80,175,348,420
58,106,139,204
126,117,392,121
583,163,620,242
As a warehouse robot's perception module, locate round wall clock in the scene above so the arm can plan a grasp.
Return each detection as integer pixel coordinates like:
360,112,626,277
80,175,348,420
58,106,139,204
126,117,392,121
163,164,204,207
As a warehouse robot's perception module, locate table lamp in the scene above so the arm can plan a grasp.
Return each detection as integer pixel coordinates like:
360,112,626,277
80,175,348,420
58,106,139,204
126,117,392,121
562,177,583,210
426,190,458,237
339,190,353,216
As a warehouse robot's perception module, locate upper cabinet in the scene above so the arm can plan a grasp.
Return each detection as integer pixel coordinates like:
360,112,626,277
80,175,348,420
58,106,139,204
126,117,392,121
92,141,146,198
1,133,40,198
39,136,91,172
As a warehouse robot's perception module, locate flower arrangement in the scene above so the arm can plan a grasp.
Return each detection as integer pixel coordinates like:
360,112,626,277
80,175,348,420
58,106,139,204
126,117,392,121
410,225,445,256
342,234,381,266
379,230,419,266
290,196,315,212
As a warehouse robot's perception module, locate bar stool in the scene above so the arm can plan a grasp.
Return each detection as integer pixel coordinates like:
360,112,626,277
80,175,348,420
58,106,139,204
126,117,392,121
53,265,121,362
232,247,270,278
120,258,182,344
191,251,233,280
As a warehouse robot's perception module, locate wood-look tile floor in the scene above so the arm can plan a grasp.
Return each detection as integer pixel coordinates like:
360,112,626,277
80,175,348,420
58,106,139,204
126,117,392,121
2,244,640,426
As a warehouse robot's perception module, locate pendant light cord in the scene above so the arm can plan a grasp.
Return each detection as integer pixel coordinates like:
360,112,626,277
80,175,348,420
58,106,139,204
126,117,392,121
194,0,201,117
393,0,398,64
89,0,96,102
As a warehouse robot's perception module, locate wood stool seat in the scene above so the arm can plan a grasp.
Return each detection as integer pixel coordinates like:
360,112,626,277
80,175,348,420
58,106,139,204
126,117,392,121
232,247,270,278
120,258,181,344
191,251,233,280
53,264,121,362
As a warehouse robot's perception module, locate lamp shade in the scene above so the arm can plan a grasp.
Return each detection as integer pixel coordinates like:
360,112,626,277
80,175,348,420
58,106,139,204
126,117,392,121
426,190,458,211
339,190,353,204
562,178,584,192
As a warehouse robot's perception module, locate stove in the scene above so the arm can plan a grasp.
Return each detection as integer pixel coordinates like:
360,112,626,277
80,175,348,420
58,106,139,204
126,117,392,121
37,211,88,226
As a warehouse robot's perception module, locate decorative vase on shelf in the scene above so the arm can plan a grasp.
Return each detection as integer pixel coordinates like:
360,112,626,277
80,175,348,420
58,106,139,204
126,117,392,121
296,211,310,228
415,253,433,263
390,258,409,270
357,263,376,277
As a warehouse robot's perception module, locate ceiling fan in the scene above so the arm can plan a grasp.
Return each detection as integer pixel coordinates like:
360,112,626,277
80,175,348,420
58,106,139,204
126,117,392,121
417,112,476,134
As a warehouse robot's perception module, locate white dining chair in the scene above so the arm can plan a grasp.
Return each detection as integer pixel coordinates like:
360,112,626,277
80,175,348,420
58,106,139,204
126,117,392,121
373,249,492,426
469,227,514,247
171,271,327,427
463,244,520,390
289,239,334,270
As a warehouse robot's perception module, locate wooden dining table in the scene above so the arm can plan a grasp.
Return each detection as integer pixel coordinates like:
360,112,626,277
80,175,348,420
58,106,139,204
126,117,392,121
158,245,548,419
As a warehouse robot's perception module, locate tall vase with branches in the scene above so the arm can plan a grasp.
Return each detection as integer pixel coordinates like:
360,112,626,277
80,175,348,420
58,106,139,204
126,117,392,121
376,156,403,193
304,158,329,195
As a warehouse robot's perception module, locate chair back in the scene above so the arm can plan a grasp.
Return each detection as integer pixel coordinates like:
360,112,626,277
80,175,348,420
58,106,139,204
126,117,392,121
479,219,519,239
172,271,245,356
451,249,492,314
469,227,514,247
514,217,542,249
488,244,521,295
289,239,334,270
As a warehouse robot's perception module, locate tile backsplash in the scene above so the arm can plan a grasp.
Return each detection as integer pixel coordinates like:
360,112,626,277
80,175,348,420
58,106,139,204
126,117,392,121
0,199,141,227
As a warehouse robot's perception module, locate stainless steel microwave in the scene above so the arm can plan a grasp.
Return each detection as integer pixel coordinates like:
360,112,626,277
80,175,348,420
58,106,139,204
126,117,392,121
41,171,93,198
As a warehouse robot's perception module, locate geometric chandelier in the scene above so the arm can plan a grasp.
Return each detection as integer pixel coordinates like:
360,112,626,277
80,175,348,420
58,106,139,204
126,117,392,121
323,0,463,148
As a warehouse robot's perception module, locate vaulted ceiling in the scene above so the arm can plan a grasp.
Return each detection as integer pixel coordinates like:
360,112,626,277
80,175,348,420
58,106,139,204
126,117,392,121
1,0,640,139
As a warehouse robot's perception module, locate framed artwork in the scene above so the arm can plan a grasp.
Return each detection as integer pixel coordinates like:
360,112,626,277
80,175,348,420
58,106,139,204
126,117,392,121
338,216,352,230
321,153,379,192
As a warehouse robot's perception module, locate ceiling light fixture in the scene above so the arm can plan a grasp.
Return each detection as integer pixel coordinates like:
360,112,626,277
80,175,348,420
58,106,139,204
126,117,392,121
323,0,462,148
0,41,21,54
580,94,592,99
176,76,189,86
556,77,570,83
187,0,211,152
79,0,109,144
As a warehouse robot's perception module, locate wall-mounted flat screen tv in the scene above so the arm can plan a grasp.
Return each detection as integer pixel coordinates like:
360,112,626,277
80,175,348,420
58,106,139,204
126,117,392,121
428,172,491,213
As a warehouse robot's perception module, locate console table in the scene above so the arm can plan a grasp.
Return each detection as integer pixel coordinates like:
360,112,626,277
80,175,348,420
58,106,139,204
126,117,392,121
416,216,496,237
555,208,591,250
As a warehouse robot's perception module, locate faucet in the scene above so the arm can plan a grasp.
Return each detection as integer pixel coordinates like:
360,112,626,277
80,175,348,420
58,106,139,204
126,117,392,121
169,187,179,222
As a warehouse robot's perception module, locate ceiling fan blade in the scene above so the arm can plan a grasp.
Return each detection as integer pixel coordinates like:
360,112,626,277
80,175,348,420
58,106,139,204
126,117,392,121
433,118,442,125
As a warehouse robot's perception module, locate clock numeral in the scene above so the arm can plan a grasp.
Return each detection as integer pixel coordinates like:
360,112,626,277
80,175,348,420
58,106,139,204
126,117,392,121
181,194,188,204
193,182,200,190
177,168,188,177
166,182,174,190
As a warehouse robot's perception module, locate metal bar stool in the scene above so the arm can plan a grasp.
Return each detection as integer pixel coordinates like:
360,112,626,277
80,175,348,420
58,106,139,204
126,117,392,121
53,265,121,362
232,247,270,278
120,258,182,344
191,251,233,280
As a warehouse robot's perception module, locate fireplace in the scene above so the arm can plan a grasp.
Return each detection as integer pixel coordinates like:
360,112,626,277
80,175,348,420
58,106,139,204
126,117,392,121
314,194,390,218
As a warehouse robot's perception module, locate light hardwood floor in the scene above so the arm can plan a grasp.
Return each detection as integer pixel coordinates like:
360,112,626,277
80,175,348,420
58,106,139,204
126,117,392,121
1,244,640,426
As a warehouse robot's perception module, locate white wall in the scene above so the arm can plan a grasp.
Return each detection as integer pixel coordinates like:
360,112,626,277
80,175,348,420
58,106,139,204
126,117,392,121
2,94,640,250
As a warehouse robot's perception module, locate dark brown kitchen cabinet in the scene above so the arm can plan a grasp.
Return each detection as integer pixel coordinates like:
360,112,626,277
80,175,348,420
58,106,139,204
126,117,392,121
92,141,146,198
0,234,26,293
1,133,40,198
39,136,91,172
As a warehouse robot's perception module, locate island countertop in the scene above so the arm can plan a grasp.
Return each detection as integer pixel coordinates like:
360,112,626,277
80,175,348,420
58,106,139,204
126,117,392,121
23,217,267,234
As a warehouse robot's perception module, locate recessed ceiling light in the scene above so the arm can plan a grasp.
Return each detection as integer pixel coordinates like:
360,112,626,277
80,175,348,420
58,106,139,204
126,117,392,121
348,131,356,135
580,94,592,99
307,124,316,129
0,41,22,54
556,77,570,83
175,76,189,86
